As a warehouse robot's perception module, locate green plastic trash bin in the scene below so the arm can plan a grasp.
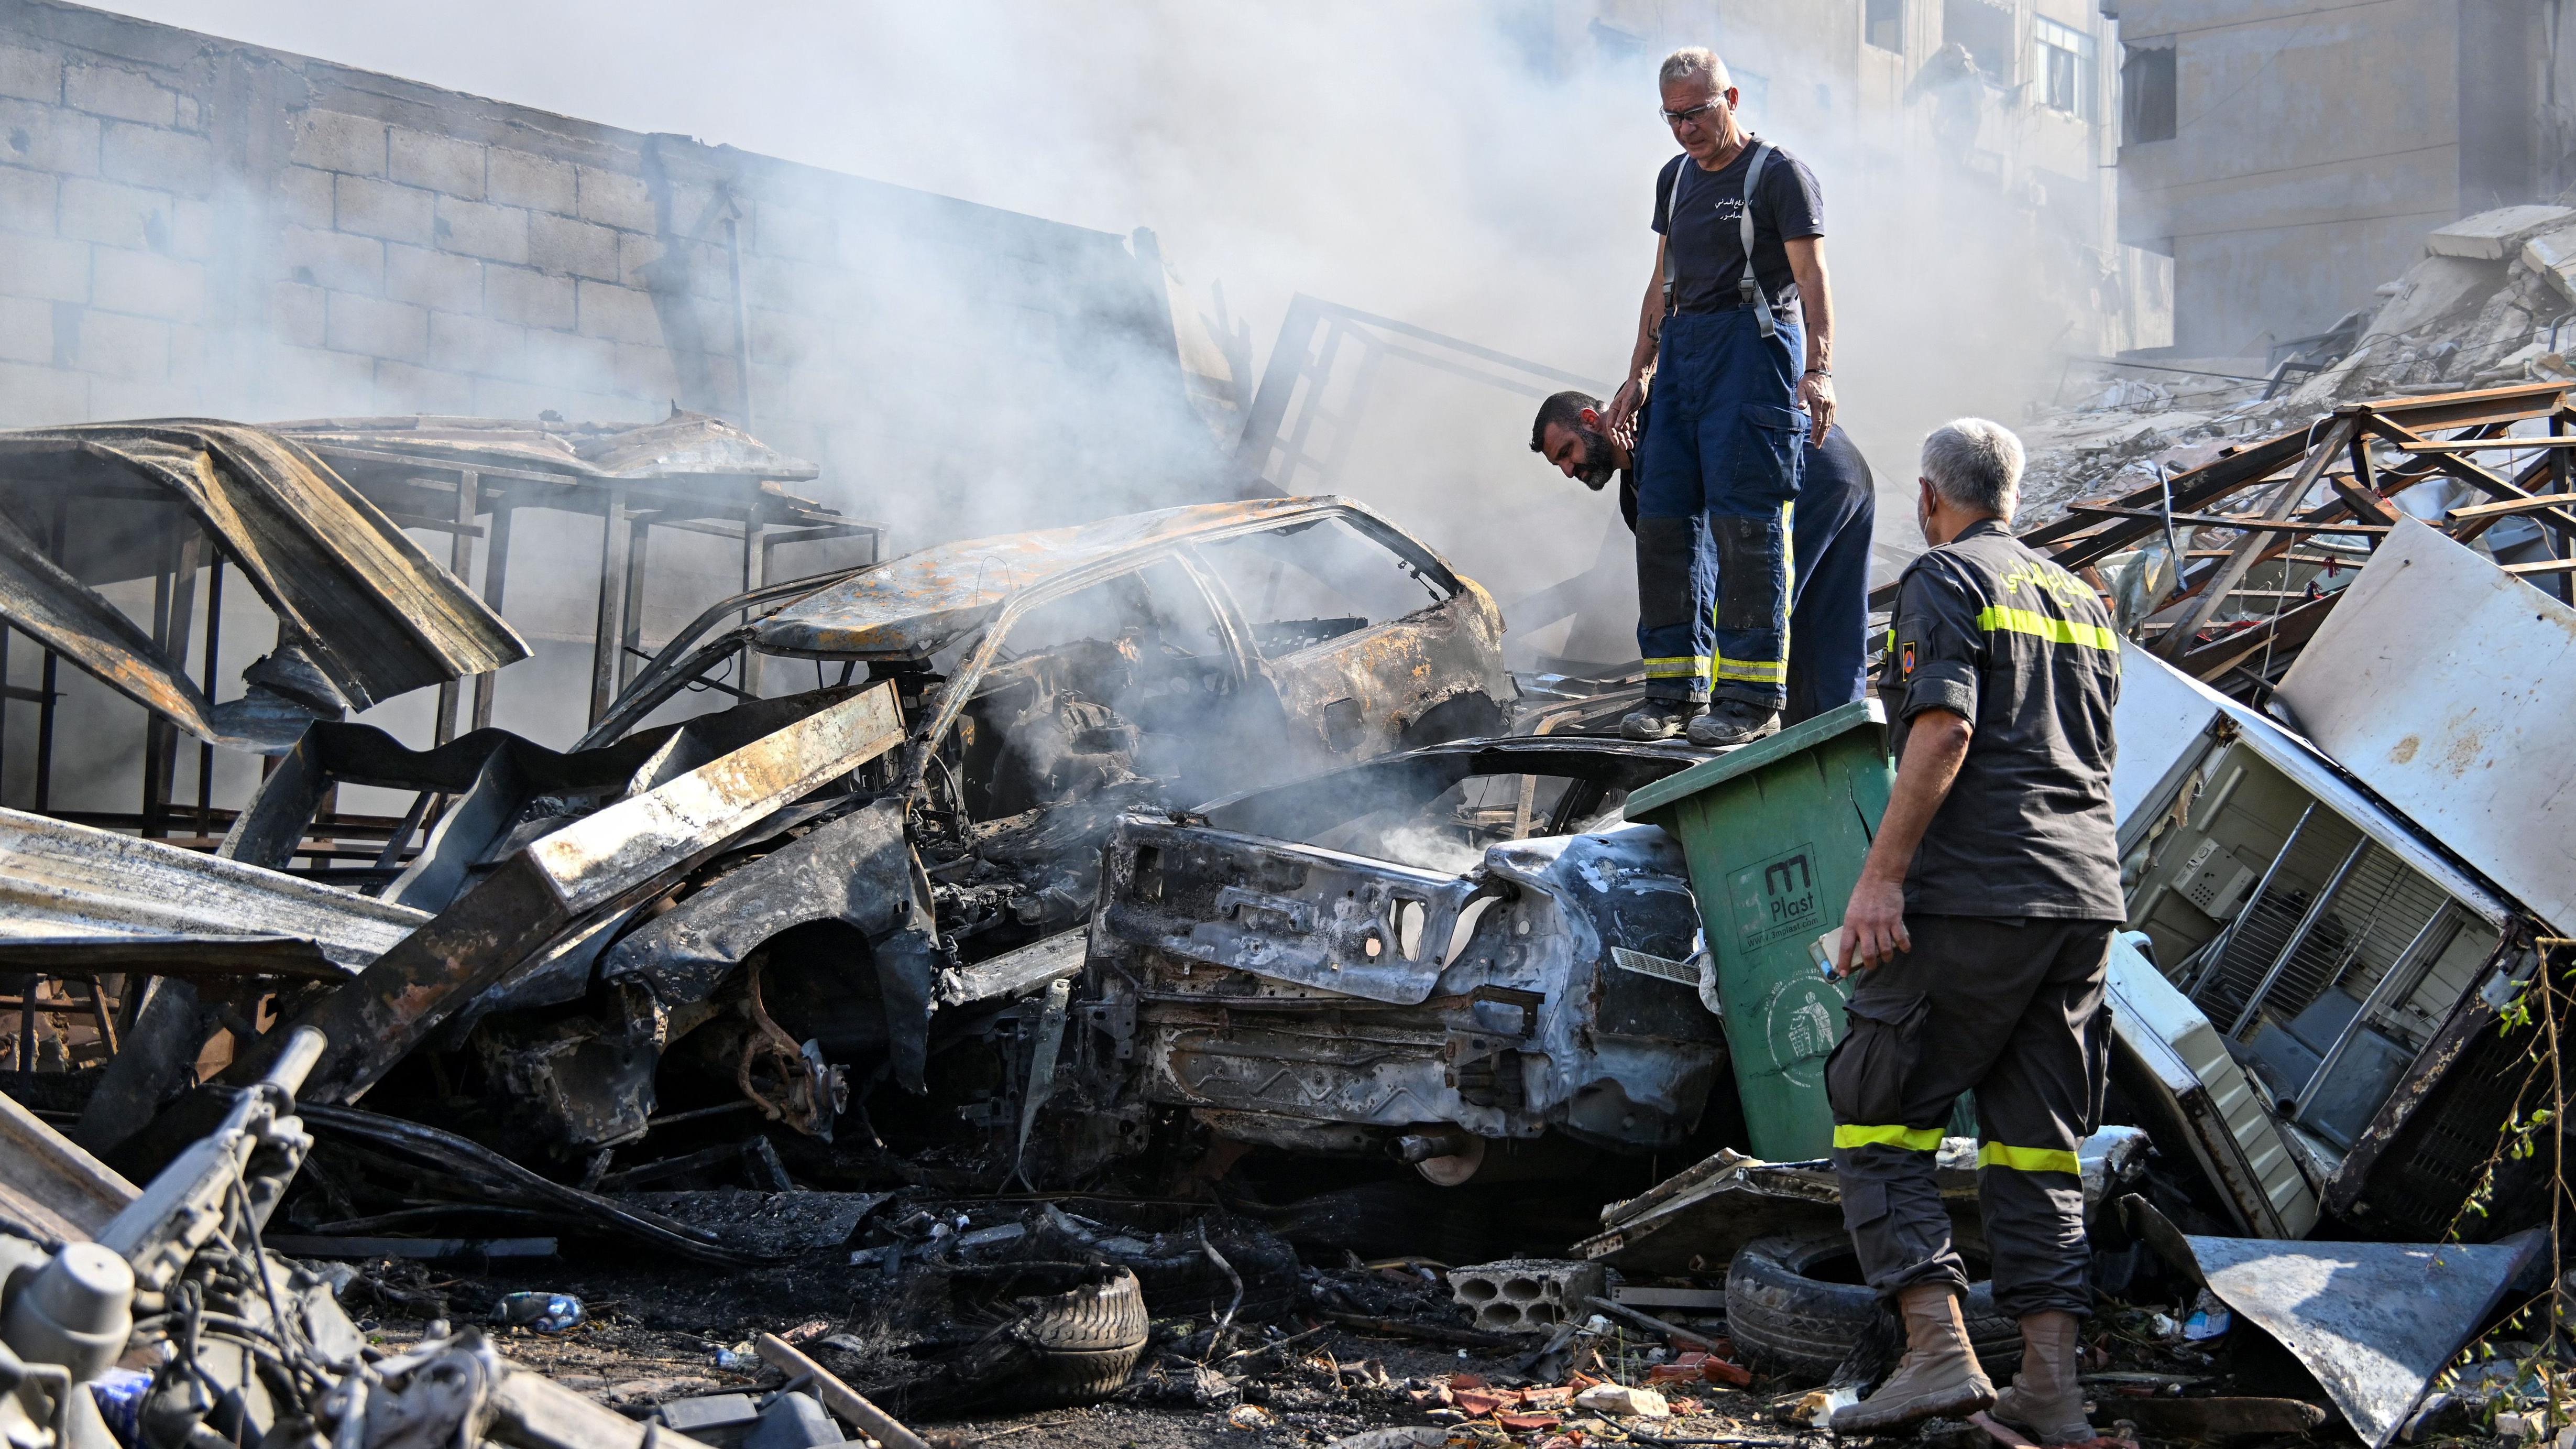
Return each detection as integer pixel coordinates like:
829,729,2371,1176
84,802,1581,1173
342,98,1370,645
1623,699,1893,1161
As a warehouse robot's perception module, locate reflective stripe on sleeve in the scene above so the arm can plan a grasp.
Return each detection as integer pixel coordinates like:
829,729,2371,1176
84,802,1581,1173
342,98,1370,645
1976,1142,2082,1175
1833,1124,1945,1151
1976,605,2120,652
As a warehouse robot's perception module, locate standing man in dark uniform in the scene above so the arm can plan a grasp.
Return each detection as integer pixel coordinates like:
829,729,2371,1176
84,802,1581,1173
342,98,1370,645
1822,419,2124,1442
1528,391,1876,725
1603,47,1837,747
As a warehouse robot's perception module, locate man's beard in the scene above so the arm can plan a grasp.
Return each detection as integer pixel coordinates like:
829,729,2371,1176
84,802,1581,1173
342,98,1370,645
1573,428,1617,489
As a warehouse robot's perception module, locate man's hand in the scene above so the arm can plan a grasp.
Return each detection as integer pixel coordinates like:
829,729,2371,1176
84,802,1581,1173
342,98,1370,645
1607,377,1646,438
1833,875,1910,976
1799,371,1835,446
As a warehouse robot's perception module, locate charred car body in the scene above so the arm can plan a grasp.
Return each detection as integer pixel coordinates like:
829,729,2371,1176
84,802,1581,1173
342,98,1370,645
207,497,1511,1165
1039,735,1726,1187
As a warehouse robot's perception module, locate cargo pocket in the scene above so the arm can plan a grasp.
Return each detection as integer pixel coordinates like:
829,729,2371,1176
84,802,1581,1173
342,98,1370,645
1825,990,1931,1128
1839,1176,1890,1235
2082,998,2113,1136
1728,401,1804,504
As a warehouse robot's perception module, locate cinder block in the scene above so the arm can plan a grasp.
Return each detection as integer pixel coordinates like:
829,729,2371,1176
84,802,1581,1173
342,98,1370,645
290,107,383,176
88,374,198,421
525,329,613,391
434,194,527,264
169,198,215,259
484,264,573,330
429,310,525,377
0,232,87,301
0,294,51,362
276,165,333,230
279,225,381,295
385,243,481,313
269,280,325,347
0,43,61,104
2428,205,2575,262
64,63,173,127
611,339,680,401
324,291,427,362
262,343,375,413
388,127,486,200
374,358,475,414
72,307,168,379
618,231,667,288
1449,1259,1606,1335
0,97,100,176
575,164,653,232
530,212,618,281
575,278,663,345
100,121,212,197
0,165,56,232
0,358,89,426
57,175,169,249
488,148,573,214
91,246,203,322
334,173,434,246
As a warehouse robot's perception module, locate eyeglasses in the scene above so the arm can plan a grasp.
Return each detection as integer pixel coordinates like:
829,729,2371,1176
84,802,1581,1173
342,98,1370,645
1661,100,1723,127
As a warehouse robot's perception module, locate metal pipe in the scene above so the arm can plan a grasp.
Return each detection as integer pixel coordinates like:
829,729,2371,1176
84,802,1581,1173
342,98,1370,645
2290,903,2457,1122
2228,835,2371,1040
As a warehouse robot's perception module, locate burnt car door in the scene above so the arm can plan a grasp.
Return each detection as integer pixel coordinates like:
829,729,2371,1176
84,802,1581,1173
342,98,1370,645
1187,510,1508,773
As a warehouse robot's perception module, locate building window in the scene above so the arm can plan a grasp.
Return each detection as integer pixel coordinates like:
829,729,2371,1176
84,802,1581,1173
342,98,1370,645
2034,17,2095,118
1942,0,2013,82
1866,0,1904,53
2123,43,2176,142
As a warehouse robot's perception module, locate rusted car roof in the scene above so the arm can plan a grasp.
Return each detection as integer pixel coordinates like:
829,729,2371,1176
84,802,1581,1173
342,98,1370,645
0,421,529,738
263,410,824,483
755,495,1446,659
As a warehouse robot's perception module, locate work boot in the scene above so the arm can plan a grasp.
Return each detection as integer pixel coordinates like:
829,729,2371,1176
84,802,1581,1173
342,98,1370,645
1684,699,1781,747
1990,1311,2096,1445
1619,698,1702,740
1830,1283,1997,1436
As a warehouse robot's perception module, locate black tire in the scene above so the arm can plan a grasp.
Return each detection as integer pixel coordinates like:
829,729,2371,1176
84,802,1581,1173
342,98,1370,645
1012,1265,1149,1355
1726,1233,2022,1385
1022,1344,1146,1406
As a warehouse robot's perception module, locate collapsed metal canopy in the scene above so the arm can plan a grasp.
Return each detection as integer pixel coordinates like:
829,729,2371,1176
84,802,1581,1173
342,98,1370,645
0,420,529,747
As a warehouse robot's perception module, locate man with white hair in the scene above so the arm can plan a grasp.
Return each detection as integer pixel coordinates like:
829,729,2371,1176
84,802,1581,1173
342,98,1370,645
1823,419,2123,1442
1603,46,1836,746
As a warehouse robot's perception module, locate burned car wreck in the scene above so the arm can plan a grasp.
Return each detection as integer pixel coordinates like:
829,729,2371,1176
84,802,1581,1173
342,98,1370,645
200,496,1512,1169
1027,734,1724,1187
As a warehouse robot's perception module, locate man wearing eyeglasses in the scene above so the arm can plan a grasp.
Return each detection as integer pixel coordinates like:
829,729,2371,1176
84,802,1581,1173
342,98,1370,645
1604,47,1835,748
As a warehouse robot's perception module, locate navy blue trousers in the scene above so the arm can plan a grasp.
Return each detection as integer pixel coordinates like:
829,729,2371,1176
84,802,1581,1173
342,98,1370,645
1784,426,1877,726
1636,309,1806,707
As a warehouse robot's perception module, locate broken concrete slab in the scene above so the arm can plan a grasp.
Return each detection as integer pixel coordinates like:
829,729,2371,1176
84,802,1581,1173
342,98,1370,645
2424,204,2575,260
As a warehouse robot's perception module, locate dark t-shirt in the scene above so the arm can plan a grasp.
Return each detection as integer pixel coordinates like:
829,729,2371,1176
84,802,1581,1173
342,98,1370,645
1880,519,2126,921
1651,140,1824,314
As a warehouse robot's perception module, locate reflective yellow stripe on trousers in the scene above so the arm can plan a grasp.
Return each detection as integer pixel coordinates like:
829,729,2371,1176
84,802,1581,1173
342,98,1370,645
1833,1124,1944,1151
1976,1142,2081,1175
1643,656,1712,679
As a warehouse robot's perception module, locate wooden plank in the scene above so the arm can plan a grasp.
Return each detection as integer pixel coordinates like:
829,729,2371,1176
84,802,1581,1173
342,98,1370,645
2447,492,2576,524
2066,506,2388,536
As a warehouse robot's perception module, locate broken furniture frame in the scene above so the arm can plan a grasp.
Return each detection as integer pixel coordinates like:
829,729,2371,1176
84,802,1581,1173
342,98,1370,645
1953,383,2576,697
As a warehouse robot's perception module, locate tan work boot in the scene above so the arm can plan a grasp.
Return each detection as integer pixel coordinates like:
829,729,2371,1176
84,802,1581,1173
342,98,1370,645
1831,1283,1998,1435
1990,1311,2097,1444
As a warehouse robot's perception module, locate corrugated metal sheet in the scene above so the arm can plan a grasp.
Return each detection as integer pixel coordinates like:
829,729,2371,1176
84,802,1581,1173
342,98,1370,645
0,422,528,729
2275,518,2576,936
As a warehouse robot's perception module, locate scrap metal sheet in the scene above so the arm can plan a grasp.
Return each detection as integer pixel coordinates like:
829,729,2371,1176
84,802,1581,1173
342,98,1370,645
2154,1224,2539,1448
0,422,528,718
0,806,427,971
2275,517,2576,935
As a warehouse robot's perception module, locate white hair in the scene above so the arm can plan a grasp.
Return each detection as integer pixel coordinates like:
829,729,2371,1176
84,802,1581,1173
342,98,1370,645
1659,47,1733,95
1920,418,2025,518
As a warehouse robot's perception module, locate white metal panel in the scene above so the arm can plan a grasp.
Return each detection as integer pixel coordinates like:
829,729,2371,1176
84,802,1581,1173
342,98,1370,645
2112,638,2224,825
2120,644,2513,928
2275,518,2576,937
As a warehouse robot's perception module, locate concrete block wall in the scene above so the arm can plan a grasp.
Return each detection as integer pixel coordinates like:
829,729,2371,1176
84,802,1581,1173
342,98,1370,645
0,0,1211,541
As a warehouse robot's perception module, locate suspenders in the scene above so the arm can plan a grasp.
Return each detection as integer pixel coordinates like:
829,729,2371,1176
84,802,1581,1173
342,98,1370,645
1660,139,1780,340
